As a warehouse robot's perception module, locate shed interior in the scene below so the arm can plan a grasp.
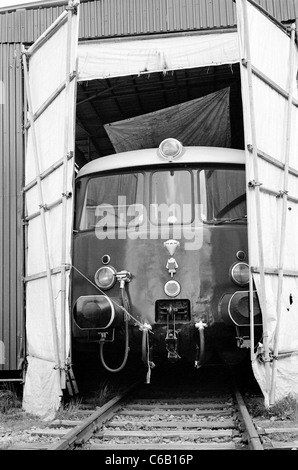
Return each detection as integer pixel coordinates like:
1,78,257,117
75,62,244,168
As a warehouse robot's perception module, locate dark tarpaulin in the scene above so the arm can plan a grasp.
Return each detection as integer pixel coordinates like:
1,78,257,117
104,87,231,153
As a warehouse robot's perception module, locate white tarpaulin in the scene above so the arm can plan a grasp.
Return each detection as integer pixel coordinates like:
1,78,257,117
104,87,231,153
77,32,239,80
237,0,298,405
22,2,79,420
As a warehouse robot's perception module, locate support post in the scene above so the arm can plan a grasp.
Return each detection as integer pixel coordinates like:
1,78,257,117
59,0,75,390
249,270,255,361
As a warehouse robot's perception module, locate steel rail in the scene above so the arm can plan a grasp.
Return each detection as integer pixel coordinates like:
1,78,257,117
47,382,139,450
228,367,264,450
233,387,264,450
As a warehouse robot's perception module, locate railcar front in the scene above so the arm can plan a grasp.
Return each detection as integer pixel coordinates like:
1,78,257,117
71,139,262,374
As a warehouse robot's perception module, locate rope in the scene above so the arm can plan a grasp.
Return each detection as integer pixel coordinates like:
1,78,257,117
140,322,154,384
194,321,206,369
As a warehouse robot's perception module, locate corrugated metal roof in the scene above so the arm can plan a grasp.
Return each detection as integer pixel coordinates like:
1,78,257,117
0,0,297,44
0,44,24,372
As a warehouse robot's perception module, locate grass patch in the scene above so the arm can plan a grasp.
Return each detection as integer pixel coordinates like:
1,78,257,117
246,394,298,421
0,383,22,414
0,379,122,424
0,383,44,431
85,380,117,407
55,396,83,420
56,380,118,420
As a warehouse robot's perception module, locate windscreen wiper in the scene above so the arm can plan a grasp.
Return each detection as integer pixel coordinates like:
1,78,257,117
214,215,247,225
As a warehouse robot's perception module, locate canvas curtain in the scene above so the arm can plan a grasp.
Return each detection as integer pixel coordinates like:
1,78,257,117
237,0,298,405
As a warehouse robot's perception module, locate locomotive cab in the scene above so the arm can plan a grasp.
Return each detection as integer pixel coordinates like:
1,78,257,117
71,139,262,375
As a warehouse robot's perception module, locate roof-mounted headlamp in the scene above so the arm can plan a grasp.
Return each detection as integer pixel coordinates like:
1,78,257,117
158,138,183,161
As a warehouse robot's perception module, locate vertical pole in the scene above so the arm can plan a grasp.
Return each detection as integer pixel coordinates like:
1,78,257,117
241,0,271,396
59,0,74,390
68,55,79,372
22,46,29,379
249,269,255,361
22,48,61,370
269,23,296,405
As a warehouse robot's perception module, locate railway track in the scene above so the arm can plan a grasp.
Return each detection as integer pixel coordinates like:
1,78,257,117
85,393,245,450
5,367,298,451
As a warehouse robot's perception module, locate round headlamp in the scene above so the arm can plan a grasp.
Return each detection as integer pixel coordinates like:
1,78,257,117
94,266,117,290
164,280,181,297
230,262,249,287
158,138,183,161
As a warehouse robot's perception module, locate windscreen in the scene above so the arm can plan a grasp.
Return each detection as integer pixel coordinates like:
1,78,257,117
79,173,144,229
150,170,193,224
199,167,246,222
78,166,246,230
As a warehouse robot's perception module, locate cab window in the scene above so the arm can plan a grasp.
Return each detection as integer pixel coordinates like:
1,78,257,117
150,170,193,225
79,173,144,230
199,167,246,222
